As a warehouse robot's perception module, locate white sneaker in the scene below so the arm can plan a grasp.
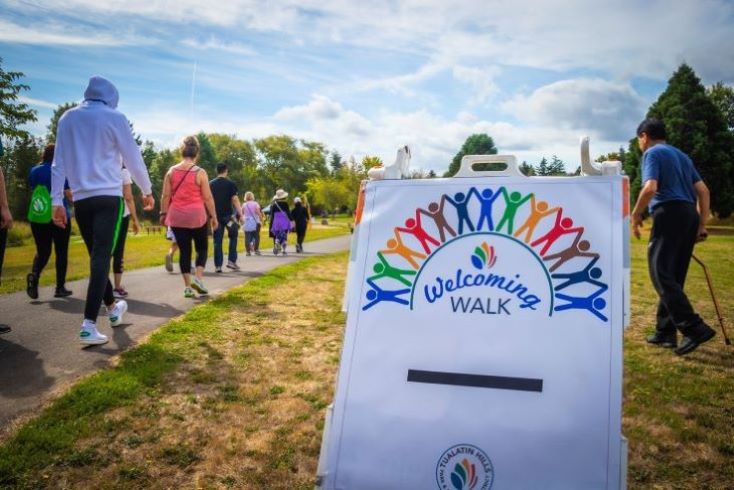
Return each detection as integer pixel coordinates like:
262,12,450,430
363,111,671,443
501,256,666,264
108,300,128,327
79,321,108,345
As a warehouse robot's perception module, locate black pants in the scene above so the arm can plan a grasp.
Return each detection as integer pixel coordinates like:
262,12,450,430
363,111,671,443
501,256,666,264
648,201,703,335
0,227,6,284
31,221,71,287
296,225,307,247
112,216,130,274
171,225,208,274
75,196,122,322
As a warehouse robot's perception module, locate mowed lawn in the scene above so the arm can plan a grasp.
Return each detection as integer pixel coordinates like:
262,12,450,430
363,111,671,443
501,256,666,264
0,217,353,295
0,229,732,488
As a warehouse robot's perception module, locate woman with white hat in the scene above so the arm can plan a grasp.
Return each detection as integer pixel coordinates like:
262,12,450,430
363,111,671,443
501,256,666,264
268,188,292,255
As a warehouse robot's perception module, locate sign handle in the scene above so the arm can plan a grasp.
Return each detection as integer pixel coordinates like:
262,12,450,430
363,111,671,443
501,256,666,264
454,154,525,178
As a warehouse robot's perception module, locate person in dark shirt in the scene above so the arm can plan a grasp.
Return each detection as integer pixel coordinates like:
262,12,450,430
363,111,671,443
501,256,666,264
209,163,242,272
27,144,74,299
631,118,715,356
291,197,310,253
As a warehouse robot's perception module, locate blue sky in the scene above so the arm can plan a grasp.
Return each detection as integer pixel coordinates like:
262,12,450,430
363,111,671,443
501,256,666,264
2,0,733,172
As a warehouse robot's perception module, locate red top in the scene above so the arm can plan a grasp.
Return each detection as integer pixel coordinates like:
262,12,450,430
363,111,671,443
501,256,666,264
165,167,207,229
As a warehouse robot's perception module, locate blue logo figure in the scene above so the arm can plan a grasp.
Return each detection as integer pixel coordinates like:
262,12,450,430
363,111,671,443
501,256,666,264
470,187,505,231
445,190,476,235
554,287,608,322
551,256,607,291
362,278,410,311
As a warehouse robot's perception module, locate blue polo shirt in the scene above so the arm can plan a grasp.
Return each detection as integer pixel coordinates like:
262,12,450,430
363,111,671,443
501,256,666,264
641,143,701,211
29,161,71,219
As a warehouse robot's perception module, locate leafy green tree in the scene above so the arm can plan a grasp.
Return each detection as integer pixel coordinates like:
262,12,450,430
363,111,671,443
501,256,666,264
208,133,259,193
361,155,383,170
445,133,497,177
329,151,343,174
0,135,42,217
625,64,734,217
46,102,77,143
707,82,734,131
519,160,535,176
0,57,37,143
195,132,217,177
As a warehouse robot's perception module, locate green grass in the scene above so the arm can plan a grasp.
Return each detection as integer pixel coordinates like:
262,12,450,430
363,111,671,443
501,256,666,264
0,226,732,488
0,217,352,295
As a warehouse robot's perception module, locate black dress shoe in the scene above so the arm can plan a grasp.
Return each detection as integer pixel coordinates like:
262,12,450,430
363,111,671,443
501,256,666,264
646,331,677,348
675,326,716,356
26,273,39,299
0,325,11,335
54,286,73,298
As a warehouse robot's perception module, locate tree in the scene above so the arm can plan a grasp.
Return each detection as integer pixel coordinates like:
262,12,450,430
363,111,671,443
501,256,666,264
547,155,566,175
445,133,497,177
427,170,437,178
0,135,42,217
46,102,77,143
536,157,550,176
361,155,383,170
626,64,734,217
707,82,734,131
519,160,535,176
0,57,37,143
330,151,343,174
196,132,217,177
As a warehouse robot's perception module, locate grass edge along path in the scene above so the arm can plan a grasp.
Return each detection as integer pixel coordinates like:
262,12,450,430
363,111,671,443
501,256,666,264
0,252,348,488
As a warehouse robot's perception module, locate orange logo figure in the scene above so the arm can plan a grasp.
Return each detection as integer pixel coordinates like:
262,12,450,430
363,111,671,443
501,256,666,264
381,231,427,269
514,196,559,243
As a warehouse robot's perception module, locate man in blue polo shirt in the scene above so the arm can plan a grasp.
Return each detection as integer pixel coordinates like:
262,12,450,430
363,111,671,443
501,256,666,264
631,117,715,355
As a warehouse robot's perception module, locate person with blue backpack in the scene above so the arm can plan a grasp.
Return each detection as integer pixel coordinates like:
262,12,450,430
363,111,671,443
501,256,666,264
26,143,73,299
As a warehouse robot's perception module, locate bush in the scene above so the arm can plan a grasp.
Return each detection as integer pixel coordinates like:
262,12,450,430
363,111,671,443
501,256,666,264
6,221,32,247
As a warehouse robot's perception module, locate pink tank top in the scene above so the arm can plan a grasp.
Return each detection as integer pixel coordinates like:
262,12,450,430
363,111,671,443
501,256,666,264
165,167,207,228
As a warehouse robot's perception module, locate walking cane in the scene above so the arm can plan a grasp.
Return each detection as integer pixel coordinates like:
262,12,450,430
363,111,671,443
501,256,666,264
691,254,731,346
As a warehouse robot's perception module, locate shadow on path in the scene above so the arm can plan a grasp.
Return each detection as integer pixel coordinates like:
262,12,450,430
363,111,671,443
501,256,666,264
0,338,54,400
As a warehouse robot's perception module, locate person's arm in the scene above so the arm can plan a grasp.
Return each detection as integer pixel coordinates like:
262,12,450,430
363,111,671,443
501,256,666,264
114,115,154,211
232,193,243,223
51,122,68,228
694,180,710,242
159,170,172,226
123,182,140,234
0,168,12,230
631,179,657,239
198,170,218,229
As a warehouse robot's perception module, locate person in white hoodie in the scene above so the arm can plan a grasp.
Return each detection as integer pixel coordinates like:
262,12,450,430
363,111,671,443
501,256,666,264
52,76,155,346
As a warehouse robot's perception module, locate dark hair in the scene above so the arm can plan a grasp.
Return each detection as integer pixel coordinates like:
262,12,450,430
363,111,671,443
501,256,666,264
636,118,666,140
216,163,228,174
42,144,55,162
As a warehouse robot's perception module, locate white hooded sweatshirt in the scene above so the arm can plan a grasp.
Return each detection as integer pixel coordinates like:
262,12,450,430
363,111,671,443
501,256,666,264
51,76,152,205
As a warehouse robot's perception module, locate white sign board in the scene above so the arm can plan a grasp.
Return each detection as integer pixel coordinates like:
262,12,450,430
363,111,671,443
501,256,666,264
321,175,627,489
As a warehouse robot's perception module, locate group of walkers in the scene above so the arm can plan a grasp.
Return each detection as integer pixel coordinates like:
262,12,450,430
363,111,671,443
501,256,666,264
0,75,310,344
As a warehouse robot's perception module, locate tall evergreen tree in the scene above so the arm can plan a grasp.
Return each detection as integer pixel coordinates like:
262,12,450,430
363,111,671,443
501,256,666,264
519,160,535,176
536,157,550,176
329,151,343,174
707,82,734,131
625,64,734,216
445,133,497,177
548,155,566,175
46,102,78,143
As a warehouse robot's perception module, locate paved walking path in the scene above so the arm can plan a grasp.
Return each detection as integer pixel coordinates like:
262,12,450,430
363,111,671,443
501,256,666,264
0,235,350,430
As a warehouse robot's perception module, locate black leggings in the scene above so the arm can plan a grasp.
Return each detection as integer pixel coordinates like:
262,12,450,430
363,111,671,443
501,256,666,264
0,227,6,284
75,196,123,322
31,221,71,287
171,225,208,274
112,216,130,274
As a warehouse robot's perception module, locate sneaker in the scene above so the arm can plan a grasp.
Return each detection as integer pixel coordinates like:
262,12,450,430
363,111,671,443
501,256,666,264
255,250,261,256
54,286,73,298
246,251,251,256
215,267,223,273
26,273,39,300
191,277,208,295
165,253,174,272
113,288,128,299
0,325,11,335
646,331,677,348
79,321,108,345
227,261,240,270
184,287,195,298
108,300,128,327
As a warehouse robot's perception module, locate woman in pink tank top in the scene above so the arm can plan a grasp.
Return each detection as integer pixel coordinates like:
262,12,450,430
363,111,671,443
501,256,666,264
159,136,217,298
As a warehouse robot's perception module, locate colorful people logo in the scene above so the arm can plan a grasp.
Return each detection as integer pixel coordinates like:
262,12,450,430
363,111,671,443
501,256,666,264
362,186,609,322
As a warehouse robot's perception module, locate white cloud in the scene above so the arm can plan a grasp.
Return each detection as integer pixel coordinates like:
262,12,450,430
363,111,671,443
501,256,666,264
17,96,58,110
181,37,256,56
274,95,343,121
452,65,500,105
502,78,647,140
0,18,142,46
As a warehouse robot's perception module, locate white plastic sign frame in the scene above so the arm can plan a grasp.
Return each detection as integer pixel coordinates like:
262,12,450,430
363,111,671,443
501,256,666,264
320,162,628,490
